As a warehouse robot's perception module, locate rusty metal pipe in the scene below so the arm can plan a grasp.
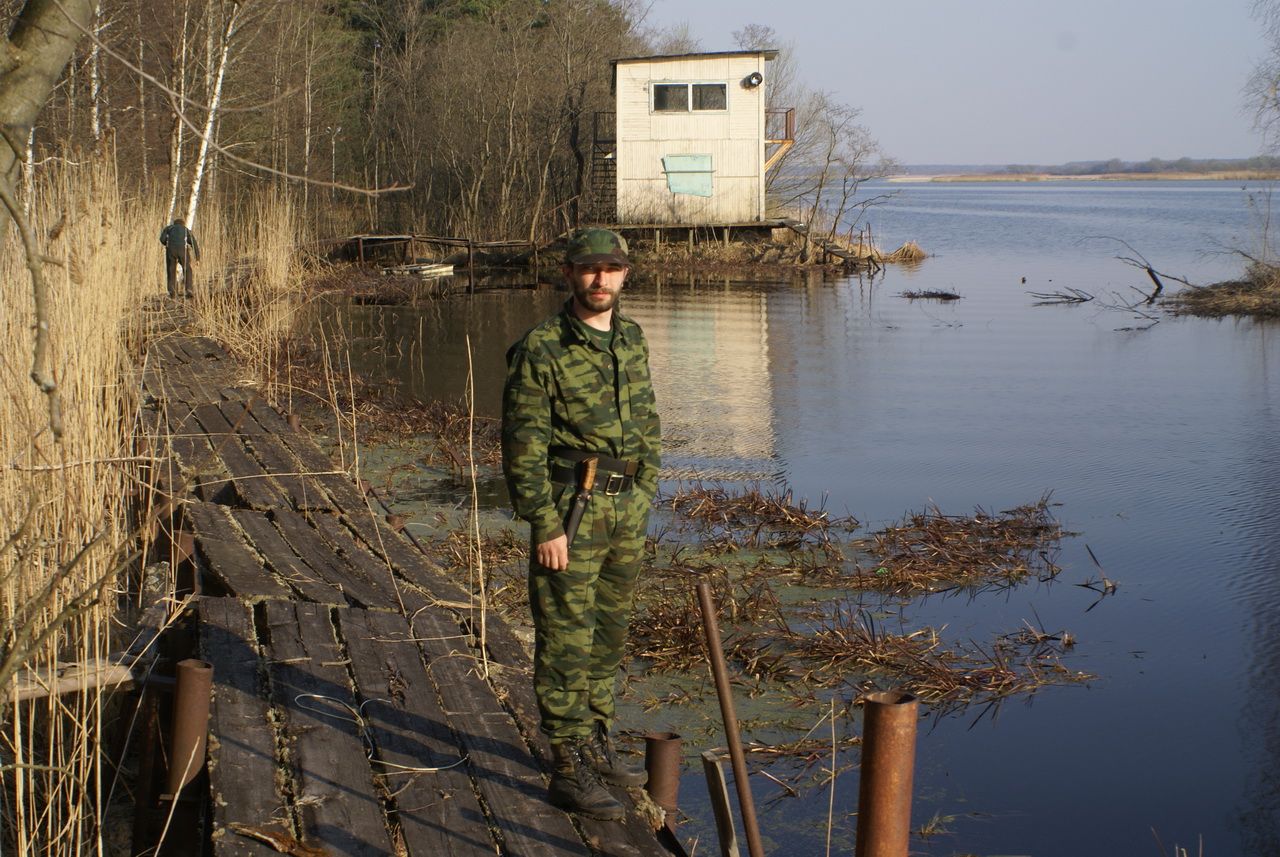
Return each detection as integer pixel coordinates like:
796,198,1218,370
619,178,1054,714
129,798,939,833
644,731,682,829
855,690,919,857
165,658,213,796
695,582,765,857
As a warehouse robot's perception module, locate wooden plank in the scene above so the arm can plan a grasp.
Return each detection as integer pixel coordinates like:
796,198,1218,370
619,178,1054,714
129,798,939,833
199,598,286,857
270,510,392,609
264,602,396,856
410,609,588,856
185,503,293,600
339,609,494,857
233,404,336,515
340,510,469,608
222,402,332,512
191,404,286,511
416,611,668,857
230,509,347,605
306,513,403,609
246,400,370,511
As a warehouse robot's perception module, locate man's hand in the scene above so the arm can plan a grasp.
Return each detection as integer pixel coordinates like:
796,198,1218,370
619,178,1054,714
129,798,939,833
536,534,569,571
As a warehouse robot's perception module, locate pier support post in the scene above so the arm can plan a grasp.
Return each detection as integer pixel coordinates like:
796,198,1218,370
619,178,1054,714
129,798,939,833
644,731,682,830
165,658,213,796
855,690,918,857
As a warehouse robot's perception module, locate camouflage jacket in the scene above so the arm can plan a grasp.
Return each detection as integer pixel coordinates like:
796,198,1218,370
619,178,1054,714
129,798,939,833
502,301,661,542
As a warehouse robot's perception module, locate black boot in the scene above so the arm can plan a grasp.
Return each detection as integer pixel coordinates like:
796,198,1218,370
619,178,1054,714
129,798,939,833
548,741,625,820
585,724,648,787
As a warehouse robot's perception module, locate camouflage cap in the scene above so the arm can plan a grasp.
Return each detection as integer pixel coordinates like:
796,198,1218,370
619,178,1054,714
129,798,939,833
565,228,629,266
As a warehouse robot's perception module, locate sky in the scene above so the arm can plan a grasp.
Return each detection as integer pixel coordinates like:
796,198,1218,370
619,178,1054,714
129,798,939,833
640,0,1272,166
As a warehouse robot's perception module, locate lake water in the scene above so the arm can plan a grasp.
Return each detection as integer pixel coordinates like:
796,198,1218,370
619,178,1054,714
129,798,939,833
319,180,1280,856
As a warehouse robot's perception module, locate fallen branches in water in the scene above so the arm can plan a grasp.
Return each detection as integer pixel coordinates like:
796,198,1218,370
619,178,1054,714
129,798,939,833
788,606,1088,708
856,495,1067,592
658,482,857,550
1029,287,1095,305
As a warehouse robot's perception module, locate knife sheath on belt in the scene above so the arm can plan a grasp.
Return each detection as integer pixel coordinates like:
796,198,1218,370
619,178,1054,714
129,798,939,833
562,457,597,546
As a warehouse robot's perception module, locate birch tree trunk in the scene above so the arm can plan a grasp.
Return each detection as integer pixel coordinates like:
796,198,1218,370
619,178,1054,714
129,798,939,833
185,1,241,230
88,0,103,144
165,0,191,221
136,4,147,182
302,31,312,210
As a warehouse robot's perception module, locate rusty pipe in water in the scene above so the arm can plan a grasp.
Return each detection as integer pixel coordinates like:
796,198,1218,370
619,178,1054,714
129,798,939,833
165,659,213,797
644,732,682,830
696,582,765,857
855,690,919,857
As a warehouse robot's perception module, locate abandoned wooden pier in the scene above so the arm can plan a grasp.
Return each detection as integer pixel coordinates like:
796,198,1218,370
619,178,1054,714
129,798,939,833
138,332,675,857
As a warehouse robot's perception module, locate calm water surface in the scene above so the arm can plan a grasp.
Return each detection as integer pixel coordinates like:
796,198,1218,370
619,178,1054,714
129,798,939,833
319,181,1280,856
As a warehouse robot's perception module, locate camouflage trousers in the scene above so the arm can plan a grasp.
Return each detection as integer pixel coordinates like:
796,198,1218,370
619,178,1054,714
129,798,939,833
528,485,650,743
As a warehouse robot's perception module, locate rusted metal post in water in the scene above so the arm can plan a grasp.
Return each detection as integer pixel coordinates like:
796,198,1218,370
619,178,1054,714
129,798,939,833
695,582,765,857
855,690,918,857
165,658,213,796
644,732,683,830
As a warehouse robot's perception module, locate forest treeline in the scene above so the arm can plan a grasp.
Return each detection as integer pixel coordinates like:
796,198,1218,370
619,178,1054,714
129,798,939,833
1002,156,1280,176
11,0,888,244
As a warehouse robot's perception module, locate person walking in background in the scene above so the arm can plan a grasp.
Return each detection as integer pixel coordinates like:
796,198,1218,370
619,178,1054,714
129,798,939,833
501,228,661,820
160,217,199,298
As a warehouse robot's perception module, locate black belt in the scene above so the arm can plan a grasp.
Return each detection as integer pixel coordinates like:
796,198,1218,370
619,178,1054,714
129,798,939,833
549,447,638,495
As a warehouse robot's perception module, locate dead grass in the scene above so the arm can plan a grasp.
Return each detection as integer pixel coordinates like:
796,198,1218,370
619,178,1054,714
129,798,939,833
279,343,502,472
658,482,857,550
856,497,1066,592
1166,261,1280,318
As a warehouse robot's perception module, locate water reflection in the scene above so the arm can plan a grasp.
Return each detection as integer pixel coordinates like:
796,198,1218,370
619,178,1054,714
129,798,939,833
307,182,1280,856
628,277,778,479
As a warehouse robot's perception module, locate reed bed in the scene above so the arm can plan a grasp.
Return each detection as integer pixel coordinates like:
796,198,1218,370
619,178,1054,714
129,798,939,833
884,240,927,263
418,479,1081,715
277,340,502,474
188,189,304,401
1167,261,1280,318
1,159,158,856
303,264,454,305
1,159,304,855
787,606,1084,709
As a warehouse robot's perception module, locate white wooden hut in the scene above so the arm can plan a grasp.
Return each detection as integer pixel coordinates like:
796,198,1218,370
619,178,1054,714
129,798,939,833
598,50,789,228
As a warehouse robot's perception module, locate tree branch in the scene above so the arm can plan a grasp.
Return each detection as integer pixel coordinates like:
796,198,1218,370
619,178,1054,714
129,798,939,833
0,173,62,438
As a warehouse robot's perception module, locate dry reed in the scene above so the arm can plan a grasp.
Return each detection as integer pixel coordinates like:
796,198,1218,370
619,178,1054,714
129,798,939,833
1,157,302,855
1,158,155,855
859,496,1066,592
1167,261,1280,318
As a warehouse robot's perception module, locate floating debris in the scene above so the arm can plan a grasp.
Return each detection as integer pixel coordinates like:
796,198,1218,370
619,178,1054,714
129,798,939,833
900,289,961,301
857,496,1067,592
658,482,857,550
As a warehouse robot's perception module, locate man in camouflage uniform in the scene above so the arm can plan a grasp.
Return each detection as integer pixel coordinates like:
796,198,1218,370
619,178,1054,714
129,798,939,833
159,217,200,298
502,228,661,820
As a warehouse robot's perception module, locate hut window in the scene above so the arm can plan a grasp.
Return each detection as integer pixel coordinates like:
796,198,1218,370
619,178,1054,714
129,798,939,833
653,84,688,112
692,83,727,110
652,82,728,113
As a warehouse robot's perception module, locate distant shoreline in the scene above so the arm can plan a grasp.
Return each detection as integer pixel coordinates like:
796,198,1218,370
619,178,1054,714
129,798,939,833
889,170,1280,183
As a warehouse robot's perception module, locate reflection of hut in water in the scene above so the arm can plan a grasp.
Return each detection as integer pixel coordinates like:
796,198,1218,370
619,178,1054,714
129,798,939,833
626,286,775,477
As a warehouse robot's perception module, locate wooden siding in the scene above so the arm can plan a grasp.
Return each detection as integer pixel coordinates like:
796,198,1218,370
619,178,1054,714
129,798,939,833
615,53,768,223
